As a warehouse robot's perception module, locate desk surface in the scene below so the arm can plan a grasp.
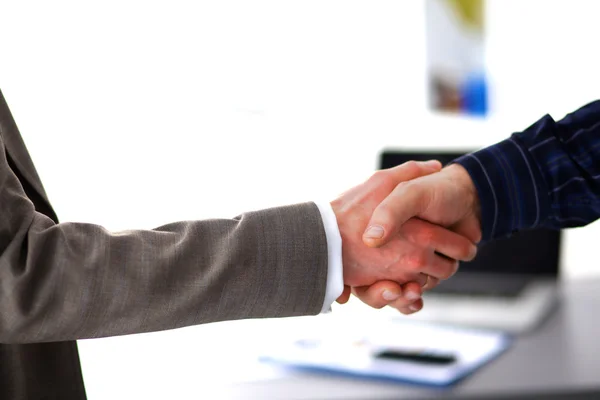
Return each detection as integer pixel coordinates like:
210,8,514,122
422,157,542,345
219,278,600,399
78,278,600,400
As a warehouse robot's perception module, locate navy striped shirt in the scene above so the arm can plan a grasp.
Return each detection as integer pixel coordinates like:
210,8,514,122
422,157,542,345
455,100,600,241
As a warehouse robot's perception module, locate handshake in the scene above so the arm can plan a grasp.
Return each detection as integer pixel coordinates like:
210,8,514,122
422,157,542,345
330,160,482,315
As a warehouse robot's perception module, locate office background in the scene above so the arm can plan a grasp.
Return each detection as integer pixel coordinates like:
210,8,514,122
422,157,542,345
1,1,599,398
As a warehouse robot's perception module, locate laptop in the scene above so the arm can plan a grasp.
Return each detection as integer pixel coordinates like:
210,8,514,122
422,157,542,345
378,149,562,333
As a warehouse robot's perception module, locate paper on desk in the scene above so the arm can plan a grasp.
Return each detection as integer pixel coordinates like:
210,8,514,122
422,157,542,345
260,317,512,387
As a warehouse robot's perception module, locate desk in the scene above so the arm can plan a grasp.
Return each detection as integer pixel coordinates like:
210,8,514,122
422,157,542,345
218,278,600,399
78,278,600,399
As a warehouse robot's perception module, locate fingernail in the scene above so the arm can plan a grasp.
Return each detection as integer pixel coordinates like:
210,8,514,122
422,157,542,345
405,291,421,301
470,245,478,259
409,304,421,312
382,290,400,301
364,225,384,239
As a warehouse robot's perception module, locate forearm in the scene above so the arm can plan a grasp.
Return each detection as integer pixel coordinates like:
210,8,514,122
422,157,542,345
456,100,600,240
0,202,328,343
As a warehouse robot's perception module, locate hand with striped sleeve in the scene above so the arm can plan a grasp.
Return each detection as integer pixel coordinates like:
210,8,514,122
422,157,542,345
355,99,600,314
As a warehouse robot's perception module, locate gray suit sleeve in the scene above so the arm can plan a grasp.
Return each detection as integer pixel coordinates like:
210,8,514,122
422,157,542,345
0,137,328,343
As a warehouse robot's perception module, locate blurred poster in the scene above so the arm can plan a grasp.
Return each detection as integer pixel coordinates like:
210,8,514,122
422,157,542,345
425,0,487,116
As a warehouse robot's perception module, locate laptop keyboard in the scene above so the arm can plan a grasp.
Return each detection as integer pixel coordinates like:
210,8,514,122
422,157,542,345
428,274,533,298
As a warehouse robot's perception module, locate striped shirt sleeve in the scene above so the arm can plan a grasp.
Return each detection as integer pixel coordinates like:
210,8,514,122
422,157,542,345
455,100,600,241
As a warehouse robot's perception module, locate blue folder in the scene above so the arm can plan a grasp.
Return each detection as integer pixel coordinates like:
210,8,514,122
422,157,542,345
260,319,512,387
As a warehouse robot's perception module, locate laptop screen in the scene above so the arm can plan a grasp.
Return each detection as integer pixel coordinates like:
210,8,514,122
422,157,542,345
379,150,561,277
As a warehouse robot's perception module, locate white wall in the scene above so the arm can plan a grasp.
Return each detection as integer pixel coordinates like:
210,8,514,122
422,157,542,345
1,1,600,398
2,0,600,276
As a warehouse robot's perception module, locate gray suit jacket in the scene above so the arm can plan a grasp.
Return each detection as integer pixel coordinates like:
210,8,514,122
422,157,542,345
0,90,328,399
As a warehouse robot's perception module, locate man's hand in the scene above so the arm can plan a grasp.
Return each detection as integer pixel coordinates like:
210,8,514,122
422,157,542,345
363,164,482,246
353,163,482,314
331,161,478,308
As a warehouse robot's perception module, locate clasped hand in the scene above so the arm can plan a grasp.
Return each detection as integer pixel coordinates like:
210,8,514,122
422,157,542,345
330,160,481,314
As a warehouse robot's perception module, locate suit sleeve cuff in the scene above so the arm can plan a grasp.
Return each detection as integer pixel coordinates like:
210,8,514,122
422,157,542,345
314,201,344,313
454,137,550,241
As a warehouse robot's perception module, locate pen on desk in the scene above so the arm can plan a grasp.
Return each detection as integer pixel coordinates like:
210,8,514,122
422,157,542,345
374,349,457,365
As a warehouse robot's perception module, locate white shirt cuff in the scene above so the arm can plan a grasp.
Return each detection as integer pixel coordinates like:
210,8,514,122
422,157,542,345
314,201,344,313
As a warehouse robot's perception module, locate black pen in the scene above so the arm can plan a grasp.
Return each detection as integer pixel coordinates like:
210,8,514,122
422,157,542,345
374,349,457,365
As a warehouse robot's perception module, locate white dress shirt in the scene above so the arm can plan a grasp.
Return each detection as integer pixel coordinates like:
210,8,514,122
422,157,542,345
314,202,344,313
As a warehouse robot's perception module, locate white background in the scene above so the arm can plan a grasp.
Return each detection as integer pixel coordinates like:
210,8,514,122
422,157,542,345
1,1,600,398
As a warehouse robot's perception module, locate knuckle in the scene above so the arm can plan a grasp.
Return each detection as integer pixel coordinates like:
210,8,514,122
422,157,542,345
418,226,436,247
404,252,428,270
402,160,420,175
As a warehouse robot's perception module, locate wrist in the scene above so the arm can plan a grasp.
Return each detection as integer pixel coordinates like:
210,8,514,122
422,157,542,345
447,163,482,228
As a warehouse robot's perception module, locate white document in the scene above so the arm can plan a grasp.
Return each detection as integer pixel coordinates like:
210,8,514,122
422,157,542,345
261,317,512,387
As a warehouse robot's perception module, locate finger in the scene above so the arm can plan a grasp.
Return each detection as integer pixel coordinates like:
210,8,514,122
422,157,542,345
352,281,403,309
422,275,440,291
395,298,424,315
352,280,423,310
381,159,442,183
390,281,423,309
363,179,430,248
452,217,483,244
336,285,352,304
392,244,459,281
402,218,478,262
361,160,440,245
422,253,459,281
416,273,429,287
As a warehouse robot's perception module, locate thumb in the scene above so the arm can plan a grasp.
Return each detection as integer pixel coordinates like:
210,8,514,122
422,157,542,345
382,160,442,184
363,178,429,248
